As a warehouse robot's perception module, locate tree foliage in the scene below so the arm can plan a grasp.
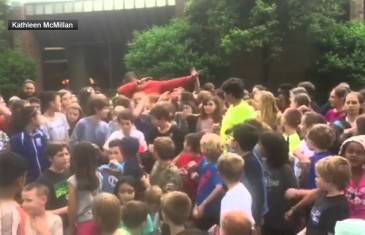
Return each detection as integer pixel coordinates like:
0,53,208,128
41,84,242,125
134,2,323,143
0,0,36,97
0,49,36,97
315,21,365,88
125,0,354,86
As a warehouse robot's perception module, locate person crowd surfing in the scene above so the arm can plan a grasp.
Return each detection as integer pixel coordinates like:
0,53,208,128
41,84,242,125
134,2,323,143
0,70,365,235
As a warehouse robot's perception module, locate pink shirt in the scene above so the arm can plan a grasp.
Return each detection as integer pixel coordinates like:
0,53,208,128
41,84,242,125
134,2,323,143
325,108,346,123
345,171,365,219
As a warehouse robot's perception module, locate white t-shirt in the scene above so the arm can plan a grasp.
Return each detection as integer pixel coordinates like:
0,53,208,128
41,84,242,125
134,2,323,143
41,112,70,141
294,139,315,178
103,128,147,152
220,183,255,225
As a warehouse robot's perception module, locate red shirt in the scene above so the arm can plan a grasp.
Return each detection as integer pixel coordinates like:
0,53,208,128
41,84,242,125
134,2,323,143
117,75,195,98
0,115,10,133
175,153,204,201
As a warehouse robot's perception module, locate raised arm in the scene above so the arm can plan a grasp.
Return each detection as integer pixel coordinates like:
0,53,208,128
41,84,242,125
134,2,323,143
160,69,199,93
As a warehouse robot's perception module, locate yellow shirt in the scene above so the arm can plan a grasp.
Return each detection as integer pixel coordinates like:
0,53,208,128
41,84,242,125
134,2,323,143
284,133,301,154
220,100,255,143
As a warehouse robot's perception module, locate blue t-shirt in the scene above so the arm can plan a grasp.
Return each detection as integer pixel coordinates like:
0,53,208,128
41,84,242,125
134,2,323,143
195,158,223,216
99,162,124,193
306,152,332,189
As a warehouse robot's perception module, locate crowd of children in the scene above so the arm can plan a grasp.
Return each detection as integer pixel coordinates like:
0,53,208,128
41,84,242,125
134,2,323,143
1,73,365,235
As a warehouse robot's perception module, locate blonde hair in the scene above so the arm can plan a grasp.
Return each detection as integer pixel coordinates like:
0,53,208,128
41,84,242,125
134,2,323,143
315,156,351,191
217,153,244,182
258,91,279,129
221,211,253,235
144,186,163,205
161,191,192,226
200,133,222,160
93,193,122,233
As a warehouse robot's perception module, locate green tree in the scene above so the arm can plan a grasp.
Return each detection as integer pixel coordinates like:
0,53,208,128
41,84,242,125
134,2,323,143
124,0,349,85
0,49,36,97
314,21,365,88
0,0,36,97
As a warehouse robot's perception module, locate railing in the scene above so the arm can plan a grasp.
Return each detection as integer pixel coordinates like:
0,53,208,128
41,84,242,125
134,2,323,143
21,0,176,16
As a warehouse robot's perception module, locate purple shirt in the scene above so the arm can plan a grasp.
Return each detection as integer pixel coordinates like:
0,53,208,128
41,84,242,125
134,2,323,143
325,109,346,123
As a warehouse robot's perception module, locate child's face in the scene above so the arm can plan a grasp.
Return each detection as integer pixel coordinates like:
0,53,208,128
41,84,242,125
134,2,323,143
345,93,361,115
61,93,72,109
67,108,80,124
344,142,365,169
120,119,133,135
117,183,135,205
32,110,42,127
182,105,193,116
52,95,62,112
203,100,216,115
109,146,123,162
51,147,70,170
315,174,331,191
96,107,110,119
22,189,46,216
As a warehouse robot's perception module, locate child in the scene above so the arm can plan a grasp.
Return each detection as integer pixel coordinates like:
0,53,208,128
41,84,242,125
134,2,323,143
259,132,298,235
148,104,185,157
217,153,254,225
68,142,102,235
70,97,109,149
306,124,335,189
144,186,163,234
146,137,182,193
120,136,144,180
11,106,48,184
340,135,365,219
114,176,155,235
290,93,311,110
293,112,327,181
28,96,41,110
285,135,365,221
66,104,82,136
174,132,204,201
40,91,70,141
300,156,350,235
230,123,266,229
107,105,125,137
197,97,222,133
220,211,253,235
37,141,71,225
192,133,224,230
120,201,149,235
220,78,256,144
280,108,302,154
92,193,123,235
21,183,63,235
99,139,124,193
0,151,29,235
161,191,192,235
104,109,147,153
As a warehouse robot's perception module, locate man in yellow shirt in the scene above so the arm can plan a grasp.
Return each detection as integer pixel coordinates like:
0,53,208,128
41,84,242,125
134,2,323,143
220,78,256,144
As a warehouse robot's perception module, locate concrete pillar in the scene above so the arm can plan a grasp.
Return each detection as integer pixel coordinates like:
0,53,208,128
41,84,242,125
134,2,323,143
68,46,87,92
175,0,185,18
350,0,364,20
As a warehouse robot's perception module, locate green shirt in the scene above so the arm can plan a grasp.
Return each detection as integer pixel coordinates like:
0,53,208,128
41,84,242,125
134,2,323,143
220,100,255,143
284,133,301,154
119,214,154,235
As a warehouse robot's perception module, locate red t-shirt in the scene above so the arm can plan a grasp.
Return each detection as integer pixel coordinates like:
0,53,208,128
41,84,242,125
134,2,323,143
175,153,204,201
117,75,195,98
